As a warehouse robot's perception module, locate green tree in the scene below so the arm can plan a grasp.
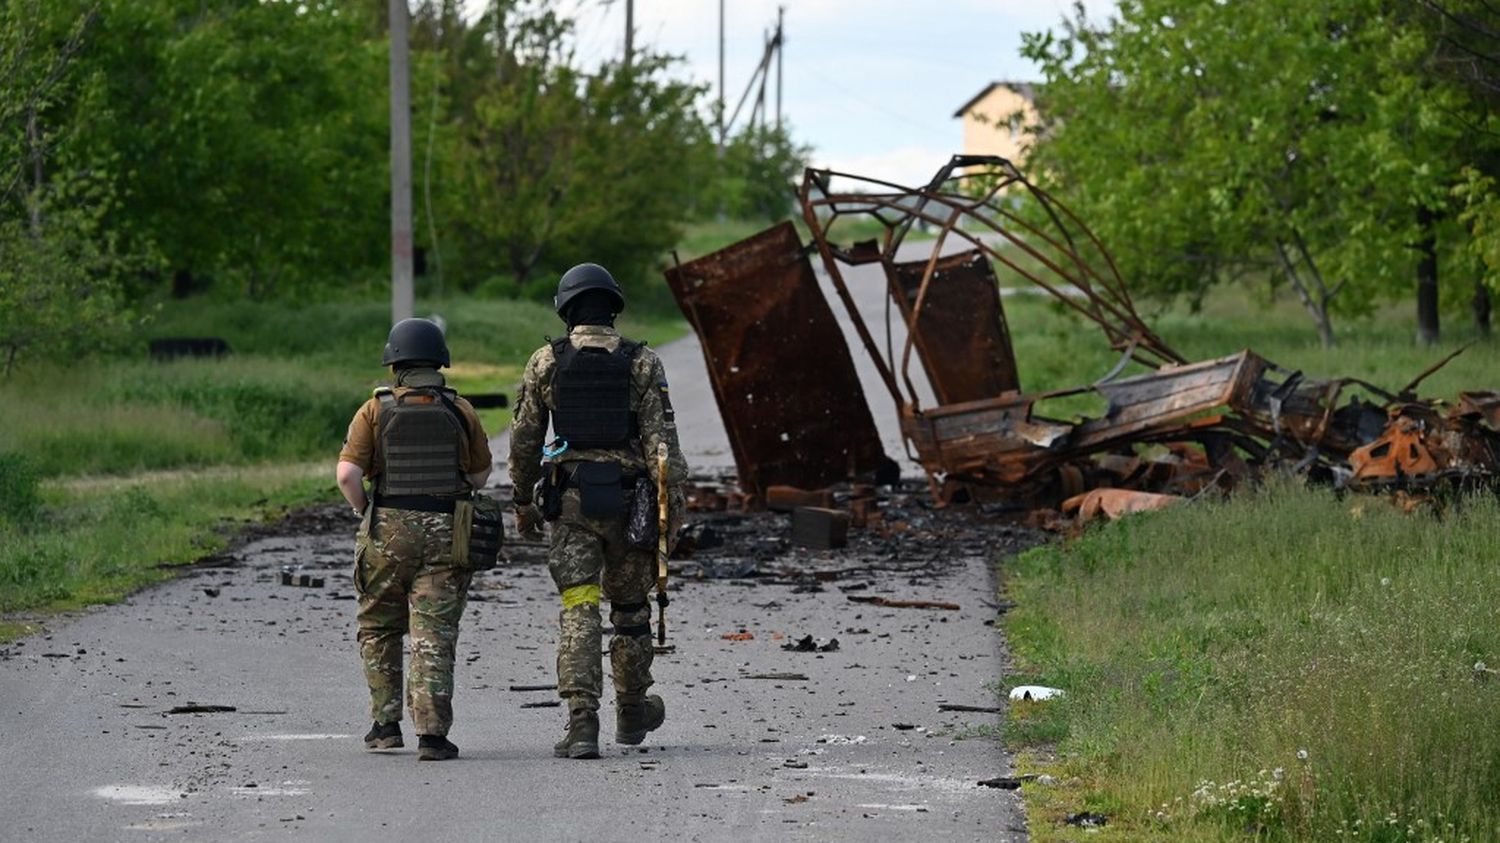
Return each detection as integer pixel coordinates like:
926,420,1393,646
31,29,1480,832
66,0,389,299
715,124,811,222
1024,0,1481,346
0,1,131,373
435,1,711,299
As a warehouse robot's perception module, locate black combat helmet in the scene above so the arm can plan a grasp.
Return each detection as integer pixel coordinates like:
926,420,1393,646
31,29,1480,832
381,318,450,368
554,263,625,317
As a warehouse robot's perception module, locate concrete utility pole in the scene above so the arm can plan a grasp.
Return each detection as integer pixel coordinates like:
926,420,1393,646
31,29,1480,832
624,0,634,70
389,0,414,326
717,0,725,150
775,5,784,130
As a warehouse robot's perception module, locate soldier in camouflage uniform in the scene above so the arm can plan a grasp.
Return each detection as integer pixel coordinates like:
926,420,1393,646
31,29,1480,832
336,318,492,761
510,263,688,760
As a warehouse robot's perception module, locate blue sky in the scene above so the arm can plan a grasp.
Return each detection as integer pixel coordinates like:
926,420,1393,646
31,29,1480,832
466,1,1117,186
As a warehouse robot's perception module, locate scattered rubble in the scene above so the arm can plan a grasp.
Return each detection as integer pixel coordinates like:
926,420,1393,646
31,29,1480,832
781,635,839,653
664,154,1500,518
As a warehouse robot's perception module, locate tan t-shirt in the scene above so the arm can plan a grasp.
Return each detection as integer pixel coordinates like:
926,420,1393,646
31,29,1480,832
339,387,492,481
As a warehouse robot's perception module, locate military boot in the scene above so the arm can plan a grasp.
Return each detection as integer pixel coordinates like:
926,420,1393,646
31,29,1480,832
364,721,403,750
553,708,600,759
417,735,459,761
616,694,665,745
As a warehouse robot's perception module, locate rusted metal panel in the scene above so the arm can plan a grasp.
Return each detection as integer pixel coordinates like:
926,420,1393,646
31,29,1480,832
1073,353,1261,449
900,353,1261,485
663,221,888,500
890,250,1020,403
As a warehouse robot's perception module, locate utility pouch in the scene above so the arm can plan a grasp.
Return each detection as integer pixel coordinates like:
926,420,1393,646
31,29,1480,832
575,461,624,520
454,493,504,570
625,475,657,549
538,462,563,522
357,498,374,540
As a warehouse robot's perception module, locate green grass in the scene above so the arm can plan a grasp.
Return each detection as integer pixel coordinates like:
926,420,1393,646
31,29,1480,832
1002,480,1500,842
1,294,687,478
0,462,331,629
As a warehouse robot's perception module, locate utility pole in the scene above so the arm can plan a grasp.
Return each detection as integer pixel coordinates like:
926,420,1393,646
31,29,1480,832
389,0,414,326
624,0,634,70
775,6,784,130
717,0,725,151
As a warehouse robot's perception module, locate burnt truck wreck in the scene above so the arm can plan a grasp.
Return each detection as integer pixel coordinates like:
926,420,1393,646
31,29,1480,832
665,155,1500,513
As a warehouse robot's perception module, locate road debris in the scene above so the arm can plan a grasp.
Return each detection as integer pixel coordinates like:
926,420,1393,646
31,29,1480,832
664,155,1500,516
279,568,324,588
1062,488,1181,524
939,703,1004,714
520,700,561,709
508,684,556,692
744,672,809,681
1008,686,1064,702
791,507,850,550
781,635,839,653
847,596,960,611
722,631,755,641
1066,811,1109,827
979,775,1037,789
167,704,237,715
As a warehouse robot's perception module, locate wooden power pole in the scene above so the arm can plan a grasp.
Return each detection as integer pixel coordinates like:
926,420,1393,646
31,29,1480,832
389,0,414,326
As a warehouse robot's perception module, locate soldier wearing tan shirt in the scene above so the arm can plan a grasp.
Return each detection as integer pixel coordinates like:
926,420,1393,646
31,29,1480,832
335,318,492,761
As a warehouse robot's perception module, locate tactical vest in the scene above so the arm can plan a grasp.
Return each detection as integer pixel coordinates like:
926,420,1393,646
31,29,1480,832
374,387,469,498
550,337,643,450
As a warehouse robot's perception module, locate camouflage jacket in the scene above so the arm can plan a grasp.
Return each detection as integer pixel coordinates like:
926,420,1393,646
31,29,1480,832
509,325,689,503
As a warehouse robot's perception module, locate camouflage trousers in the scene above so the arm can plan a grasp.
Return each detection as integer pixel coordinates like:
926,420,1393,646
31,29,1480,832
549,487,657,713
355,508,471,736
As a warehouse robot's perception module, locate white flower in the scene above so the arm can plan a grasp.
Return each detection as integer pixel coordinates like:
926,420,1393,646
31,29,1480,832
1297,749,1309,761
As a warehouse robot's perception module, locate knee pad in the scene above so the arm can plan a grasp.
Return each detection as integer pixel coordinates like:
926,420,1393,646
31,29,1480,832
609,600,652,638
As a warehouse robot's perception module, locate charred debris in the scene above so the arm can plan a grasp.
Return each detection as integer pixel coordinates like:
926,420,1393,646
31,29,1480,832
664,155,1499,524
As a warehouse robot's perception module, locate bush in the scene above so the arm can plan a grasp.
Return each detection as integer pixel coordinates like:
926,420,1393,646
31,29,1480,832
0,452,40,525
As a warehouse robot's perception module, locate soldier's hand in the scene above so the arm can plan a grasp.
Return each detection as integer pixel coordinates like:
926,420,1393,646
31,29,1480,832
514,502,545,540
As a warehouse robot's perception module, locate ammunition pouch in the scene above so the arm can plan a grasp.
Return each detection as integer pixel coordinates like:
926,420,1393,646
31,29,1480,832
574,461,624,520
453,493,505,571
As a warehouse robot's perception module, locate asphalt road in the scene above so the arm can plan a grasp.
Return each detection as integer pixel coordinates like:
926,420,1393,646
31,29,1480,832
0,240,1032,842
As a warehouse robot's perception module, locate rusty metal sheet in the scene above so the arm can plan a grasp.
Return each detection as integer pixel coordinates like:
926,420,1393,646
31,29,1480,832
890,250,1020,403
1073,353,1264,449
664,222,889,499
901,353,1260,485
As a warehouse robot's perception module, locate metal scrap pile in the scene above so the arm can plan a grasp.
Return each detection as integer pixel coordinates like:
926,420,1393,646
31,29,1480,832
664,155,1500,517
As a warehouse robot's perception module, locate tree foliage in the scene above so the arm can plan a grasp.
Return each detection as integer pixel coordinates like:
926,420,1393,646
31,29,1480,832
0,0,803,363
434,2,712,300
1023,0,1496,345
0,1,131,372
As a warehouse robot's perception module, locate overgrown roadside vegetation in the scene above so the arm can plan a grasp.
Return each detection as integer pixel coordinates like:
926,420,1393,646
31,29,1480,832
0,293,688,633
994,291,1499,841
1003,482,1500,842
